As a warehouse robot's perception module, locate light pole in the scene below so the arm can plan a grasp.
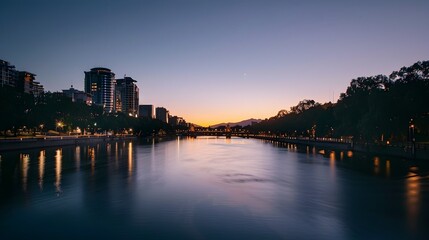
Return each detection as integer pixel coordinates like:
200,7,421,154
409,119,415,156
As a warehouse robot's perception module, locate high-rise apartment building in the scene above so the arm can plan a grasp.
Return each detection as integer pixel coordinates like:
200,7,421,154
1,59,44,99
139,105,154,119
116,77,139,117
156,107,169,123
0,59,17,88
16,71,37,94
84,67,116,113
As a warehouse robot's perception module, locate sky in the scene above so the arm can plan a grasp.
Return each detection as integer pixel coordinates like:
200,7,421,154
1,0,428,126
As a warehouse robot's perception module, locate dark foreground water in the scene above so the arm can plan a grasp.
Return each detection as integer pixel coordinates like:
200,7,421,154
1,137,428,239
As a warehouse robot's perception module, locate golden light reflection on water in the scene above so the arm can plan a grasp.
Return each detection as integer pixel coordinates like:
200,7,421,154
286,143,297,152
89,146,95,175
38,150,45,190
406,171,420,231
373,157,380,175
386,160,391,177
20,154,30,192
115,142,119,168
128,142,133,176
340,151,344,160
347,151,353,158
329,151,336,178
55,149,62,194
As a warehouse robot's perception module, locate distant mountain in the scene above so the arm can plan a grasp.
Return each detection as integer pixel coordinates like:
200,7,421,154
210,118,262,128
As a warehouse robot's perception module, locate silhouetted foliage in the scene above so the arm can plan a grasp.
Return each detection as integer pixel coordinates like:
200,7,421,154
0,89,173,136
252,61,429,143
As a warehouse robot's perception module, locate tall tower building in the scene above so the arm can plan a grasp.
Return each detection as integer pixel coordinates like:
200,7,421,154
84,67,116,113
156,107,169,123
139,105,154,119
116,77,139,117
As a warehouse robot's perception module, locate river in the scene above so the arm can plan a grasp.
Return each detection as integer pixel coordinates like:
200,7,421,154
0,137,428,239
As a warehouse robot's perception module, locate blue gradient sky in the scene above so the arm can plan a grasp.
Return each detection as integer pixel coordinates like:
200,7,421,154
1,0,428,126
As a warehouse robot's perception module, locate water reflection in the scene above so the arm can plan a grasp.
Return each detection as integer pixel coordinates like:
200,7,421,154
107,143,111,155
38,150,45,190
115,142,119,167
329,151,336,178
373,157,380,175
75,146,81,170
20,154,30,192
55,149,62,195
386,160,391,177
88,146,95,175
128,142,133,176
406,169,420,231
1,139,429,239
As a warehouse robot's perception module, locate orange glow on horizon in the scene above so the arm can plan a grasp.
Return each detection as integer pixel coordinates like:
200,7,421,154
180,111,275,127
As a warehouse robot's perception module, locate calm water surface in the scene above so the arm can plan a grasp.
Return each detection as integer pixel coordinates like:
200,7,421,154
1,137,428,239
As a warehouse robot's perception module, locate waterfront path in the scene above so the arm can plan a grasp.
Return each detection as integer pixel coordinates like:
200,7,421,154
0,134,136,152
246,135,429,160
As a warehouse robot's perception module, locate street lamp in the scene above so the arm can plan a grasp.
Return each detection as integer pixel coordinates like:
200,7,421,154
409,118,416,155
56,121,64,132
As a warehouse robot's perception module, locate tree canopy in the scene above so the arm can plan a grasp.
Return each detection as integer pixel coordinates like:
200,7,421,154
252,61,429,143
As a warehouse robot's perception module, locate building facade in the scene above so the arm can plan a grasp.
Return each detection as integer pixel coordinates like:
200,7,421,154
116,77,139,117
84,67,116,113
168,115,187,127
62,85,92,105
0,59,17,88
138,105,154,119
32,81,45,102
156,107,169,123
16,71,38,94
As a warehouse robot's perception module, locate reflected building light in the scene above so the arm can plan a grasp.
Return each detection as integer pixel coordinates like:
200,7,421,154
347,151,353,158
386,160,391,177
89,147,95,175
406,172,420,231
128,142,133,176
107,143,111,155
55,149,62,195
340,151,344,160
329,151,336,178
115,142,119,167
75,146,81,170
39,150,46,190
373,157,380,175
21,154,30,192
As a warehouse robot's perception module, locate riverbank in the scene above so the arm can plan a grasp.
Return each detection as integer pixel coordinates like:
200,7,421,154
0,135,136,152
250,135,429,160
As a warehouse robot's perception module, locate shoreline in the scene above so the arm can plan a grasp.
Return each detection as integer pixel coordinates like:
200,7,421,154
0,135,137,152
250,135,429,160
